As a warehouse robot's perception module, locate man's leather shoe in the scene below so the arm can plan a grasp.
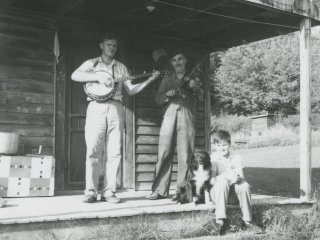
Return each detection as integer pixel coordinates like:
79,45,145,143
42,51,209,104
101,195,121,204
82,195,97,203
145,192,166,200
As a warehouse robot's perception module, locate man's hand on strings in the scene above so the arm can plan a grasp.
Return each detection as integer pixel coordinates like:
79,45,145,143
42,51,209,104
98,75,113,88
189,79,200,92
149,71,161,82
166,90,176,97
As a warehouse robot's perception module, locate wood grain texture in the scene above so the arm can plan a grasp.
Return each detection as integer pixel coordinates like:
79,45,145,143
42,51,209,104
0,15,56,31
0,43,53,62
136,172,177,182
0,124,53,136
0,101,53,115
136,163,178,172
136,154,178,163
0,33,52,51
136,126,205,136
0,78,54,94
0,22,54,41
0,65,53,82
0,112,53,125
0,90,54,104
135,181,177,191
0,55,53,72
136,135,206,145
23,136,53,147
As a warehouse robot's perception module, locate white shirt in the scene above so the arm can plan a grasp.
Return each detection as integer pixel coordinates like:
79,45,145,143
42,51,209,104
210,152,244,184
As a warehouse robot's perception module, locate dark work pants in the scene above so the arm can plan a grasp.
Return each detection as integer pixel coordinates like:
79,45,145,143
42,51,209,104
151,104,195,196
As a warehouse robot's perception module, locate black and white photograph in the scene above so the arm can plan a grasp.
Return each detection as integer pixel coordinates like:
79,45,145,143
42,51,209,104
0,0,320,239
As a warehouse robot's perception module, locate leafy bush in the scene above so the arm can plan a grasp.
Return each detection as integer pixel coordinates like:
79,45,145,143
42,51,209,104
275,114,320,131
211,113,320,149
211,113,251,135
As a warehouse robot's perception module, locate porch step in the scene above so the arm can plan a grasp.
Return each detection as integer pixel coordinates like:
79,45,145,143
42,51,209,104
0,191,314,240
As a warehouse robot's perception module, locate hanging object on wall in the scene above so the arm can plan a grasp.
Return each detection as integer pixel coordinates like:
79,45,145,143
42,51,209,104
53,31,60,63
152,48,172,72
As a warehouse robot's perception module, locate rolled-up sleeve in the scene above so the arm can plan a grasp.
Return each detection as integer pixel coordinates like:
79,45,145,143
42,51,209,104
77,59,94,72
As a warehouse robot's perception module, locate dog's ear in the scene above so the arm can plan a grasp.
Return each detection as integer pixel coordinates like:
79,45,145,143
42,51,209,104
189,154,196,168
203,152,212,170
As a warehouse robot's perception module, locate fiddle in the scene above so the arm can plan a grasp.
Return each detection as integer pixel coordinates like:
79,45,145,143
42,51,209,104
162,53,208,104
163,74,202,104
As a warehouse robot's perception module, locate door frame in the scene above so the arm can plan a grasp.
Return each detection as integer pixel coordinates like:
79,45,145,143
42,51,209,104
55,35,134,190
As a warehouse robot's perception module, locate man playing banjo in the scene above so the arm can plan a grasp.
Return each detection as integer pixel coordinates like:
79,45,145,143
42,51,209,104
71,32,160,204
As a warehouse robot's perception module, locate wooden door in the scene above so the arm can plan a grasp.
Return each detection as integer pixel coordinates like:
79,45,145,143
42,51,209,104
64,37,125,189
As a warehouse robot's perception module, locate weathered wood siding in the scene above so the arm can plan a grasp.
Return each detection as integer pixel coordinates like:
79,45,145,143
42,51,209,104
132,35,209,190
0,9,55,155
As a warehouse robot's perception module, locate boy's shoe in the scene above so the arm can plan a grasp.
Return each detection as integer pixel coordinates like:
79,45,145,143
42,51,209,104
213,223,227,236
211,220,227,236
82,195,97,203
243,222,264,234
102,195,121,204
145,192,166,200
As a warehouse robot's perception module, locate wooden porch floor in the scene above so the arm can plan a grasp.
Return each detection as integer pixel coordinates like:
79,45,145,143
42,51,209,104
0,190,311,225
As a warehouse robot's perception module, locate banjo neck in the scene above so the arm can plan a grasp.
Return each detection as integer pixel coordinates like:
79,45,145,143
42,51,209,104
113,72,153,83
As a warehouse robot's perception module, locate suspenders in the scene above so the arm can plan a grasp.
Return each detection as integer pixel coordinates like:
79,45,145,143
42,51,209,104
92,59,115,79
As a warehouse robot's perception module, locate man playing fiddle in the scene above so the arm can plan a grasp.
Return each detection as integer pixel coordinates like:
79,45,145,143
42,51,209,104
146,49,204,200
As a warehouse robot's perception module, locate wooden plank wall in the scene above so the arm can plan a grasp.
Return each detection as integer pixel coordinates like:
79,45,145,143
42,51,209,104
0,9,55,155
132,34,209,190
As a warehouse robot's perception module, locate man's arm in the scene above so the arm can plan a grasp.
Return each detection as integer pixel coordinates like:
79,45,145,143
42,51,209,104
155,76,170,105
71,60,113,87
124,71,160,96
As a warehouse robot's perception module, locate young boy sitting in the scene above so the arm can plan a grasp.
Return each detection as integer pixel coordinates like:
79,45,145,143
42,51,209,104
210,130,252,232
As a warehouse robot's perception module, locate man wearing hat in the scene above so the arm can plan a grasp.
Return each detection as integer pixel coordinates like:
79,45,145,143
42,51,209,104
146,49,204,200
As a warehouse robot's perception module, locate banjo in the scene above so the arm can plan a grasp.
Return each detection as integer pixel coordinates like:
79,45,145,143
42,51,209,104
84,70,171,101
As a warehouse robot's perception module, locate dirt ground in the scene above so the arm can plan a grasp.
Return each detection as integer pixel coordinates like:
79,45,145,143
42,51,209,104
231,145,320,197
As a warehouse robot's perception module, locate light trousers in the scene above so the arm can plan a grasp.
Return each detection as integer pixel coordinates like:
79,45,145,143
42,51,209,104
152,104,195,196
210,178,252,222
84,100,124,198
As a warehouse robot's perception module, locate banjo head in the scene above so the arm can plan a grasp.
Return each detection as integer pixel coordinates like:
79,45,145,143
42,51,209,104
84,71,116,100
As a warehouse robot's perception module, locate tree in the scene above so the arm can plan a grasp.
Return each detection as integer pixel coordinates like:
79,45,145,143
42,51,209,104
211,27,320,115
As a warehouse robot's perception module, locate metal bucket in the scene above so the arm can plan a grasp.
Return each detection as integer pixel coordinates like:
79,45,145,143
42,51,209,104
0,132,20,155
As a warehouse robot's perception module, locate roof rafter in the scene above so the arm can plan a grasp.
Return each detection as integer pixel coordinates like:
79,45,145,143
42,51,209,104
209,19,293,47
57,0,85,16
181,8,268,40
1,0,16,7
144,0,231,34
234,0,320,20
103,3,146,25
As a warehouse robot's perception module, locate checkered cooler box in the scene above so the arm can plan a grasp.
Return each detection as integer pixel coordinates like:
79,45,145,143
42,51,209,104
0,155,55,197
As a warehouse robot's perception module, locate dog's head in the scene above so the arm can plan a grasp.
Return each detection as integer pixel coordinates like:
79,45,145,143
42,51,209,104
190,151,211,171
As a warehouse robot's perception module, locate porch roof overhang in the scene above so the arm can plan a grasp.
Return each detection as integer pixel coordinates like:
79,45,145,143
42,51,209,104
2,0,320,50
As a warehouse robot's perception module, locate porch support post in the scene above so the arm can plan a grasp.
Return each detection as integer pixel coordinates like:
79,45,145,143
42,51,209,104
300,17,312,201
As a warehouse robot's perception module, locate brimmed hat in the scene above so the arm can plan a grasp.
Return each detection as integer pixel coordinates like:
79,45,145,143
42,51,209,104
152,48,167,62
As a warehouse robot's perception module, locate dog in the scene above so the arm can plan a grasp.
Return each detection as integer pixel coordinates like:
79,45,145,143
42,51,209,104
177,151,212,205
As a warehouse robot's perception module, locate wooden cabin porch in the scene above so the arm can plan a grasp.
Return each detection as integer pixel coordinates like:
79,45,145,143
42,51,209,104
0,0,319,217
0,191,314,239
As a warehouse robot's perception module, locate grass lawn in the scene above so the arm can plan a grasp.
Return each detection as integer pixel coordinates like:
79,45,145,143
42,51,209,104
231,144,320,198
